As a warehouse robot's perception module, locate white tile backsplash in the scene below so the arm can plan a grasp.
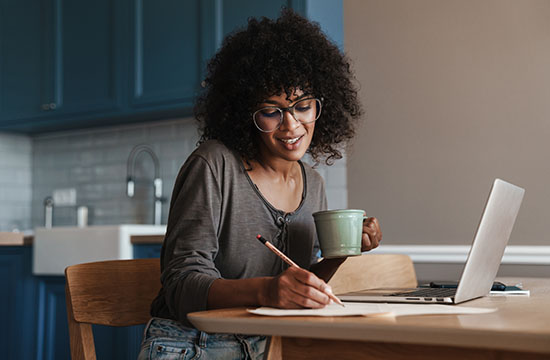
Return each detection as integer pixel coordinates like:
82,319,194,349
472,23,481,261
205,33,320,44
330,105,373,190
31,118,199,227
0,132,32,231
4,118,348,230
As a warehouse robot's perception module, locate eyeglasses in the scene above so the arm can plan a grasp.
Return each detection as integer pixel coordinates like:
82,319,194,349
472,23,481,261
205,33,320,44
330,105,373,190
253,98,322,133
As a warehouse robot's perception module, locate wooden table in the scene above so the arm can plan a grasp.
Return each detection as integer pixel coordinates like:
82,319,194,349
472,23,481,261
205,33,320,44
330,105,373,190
188,278,550,359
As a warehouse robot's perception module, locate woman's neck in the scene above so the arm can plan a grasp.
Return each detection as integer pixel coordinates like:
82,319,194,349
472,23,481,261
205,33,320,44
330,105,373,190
254,157,298,181
244,154,303,213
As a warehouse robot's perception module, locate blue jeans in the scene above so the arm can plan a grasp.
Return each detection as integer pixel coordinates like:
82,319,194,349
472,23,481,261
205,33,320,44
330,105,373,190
138,317,267,360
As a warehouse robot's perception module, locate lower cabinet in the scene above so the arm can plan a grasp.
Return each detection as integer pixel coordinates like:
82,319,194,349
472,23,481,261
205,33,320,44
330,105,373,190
0,246,37,360
1,243,161,360
35,277,71,360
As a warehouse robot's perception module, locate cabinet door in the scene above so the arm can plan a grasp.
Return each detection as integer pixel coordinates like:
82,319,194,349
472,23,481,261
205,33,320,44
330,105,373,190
134,243,162,259
0,0,122,128
0,247,37,360
40,0,122,117
35,277,70,360
0,0,44,123
129,0,202,109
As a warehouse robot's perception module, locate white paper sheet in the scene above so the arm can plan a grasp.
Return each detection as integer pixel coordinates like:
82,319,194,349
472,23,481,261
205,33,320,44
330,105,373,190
247,302,497,317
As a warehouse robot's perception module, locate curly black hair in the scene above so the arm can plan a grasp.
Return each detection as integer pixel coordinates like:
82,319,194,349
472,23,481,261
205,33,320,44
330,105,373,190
194,8,361,165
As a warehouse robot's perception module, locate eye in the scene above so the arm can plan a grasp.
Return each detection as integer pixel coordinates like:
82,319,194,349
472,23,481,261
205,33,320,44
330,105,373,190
259,108,280,118
295,99,314,112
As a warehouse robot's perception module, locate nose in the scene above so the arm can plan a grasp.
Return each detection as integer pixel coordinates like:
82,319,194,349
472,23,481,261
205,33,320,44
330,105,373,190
279,109,300,131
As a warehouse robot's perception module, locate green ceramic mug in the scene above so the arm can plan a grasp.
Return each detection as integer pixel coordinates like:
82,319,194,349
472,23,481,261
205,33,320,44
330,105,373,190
312,209,366,258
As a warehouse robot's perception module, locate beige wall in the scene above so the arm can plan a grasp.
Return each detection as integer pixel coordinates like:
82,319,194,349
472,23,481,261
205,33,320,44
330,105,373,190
344,0,550,246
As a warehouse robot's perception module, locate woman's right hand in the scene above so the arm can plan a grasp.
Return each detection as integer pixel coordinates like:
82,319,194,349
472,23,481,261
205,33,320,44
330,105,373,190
262,266,333,308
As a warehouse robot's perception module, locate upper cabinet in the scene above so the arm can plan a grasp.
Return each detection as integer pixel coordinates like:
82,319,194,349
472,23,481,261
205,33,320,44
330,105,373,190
43,0,123,116
127,0,294,109
0,0,44,123
0,0,123,132
0,0,341,134
128,0,202,110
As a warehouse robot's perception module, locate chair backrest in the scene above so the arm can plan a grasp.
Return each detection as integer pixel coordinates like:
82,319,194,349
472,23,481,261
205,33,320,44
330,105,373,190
65,258,161,360
327,254,417,295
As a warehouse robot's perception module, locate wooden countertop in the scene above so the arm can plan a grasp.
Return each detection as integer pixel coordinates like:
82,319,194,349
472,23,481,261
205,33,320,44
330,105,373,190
1,231,164,246
0,232,33,246
130,234,164,244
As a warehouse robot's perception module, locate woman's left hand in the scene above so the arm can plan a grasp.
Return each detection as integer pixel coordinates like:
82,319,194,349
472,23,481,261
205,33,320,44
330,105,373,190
361,216,382,251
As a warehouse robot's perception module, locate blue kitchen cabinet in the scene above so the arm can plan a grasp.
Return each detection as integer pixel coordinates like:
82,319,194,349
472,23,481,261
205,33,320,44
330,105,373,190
133,243,162,259
0,0,123,132
0,0,44,123
113,0,301,120
0,246,37,360
127,0,202,111
35,276,70,360
0,0,319,133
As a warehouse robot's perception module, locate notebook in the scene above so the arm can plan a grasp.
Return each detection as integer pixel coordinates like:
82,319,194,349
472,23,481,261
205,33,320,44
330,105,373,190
338,178,525,305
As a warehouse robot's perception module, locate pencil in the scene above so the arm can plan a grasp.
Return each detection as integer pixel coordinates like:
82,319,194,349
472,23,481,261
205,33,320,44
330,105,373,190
256,234,345,307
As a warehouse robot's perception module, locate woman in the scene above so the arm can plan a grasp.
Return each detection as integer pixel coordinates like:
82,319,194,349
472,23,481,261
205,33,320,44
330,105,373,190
139,9,382,360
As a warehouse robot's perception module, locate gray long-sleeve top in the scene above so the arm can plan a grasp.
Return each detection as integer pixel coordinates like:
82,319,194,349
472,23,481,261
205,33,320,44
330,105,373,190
150,140,327,327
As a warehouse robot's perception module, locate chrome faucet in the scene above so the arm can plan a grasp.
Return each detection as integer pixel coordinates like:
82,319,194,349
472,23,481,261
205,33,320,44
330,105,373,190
44,196,54,228
126,144,163,225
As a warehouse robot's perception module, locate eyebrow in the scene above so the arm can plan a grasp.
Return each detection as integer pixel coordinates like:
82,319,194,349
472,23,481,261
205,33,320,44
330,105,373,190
262,93,310,106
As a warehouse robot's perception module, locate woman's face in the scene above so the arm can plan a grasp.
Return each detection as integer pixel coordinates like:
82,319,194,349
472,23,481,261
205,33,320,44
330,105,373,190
254,89,316,163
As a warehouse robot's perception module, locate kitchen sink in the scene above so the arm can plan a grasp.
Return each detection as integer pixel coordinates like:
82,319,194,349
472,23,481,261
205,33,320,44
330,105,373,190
33,225,166,275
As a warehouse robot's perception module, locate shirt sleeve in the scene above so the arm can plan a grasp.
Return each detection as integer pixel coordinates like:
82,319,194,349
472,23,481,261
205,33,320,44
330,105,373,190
159,154,223,323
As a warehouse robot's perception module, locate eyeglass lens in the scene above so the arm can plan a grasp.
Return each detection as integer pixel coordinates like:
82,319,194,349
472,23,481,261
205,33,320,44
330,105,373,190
253,98,321,132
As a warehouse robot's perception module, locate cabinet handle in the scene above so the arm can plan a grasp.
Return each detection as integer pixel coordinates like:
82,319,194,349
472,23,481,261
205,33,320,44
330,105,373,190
49,103,57,110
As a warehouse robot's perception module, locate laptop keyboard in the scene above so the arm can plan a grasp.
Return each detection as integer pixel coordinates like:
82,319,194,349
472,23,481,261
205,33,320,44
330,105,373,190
386,287,456,299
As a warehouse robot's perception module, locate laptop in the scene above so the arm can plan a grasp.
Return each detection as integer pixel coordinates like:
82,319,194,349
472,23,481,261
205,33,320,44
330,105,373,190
339,178,525,305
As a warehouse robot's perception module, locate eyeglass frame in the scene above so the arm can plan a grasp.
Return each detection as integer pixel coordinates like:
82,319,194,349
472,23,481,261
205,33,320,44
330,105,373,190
252,97,323,133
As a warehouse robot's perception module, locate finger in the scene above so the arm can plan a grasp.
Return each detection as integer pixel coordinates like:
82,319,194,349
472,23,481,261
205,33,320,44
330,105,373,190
290,267,325,289
362,232,373,250
288,283,331,308
363,227,380,247
363,216,380,230
363,217,382,245
362,232,379,250
361,230,379,251
270,271,313,309
288,267,332,306
366,217,381,233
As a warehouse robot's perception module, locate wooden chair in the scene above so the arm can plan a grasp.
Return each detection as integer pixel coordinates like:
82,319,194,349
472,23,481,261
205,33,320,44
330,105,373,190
328,253,417,294
65,258,161,360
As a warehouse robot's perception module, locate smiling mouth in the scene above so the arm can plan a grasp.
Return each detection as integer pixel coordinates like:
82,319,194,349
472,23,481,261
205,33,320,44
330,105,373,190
279,135,303,144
